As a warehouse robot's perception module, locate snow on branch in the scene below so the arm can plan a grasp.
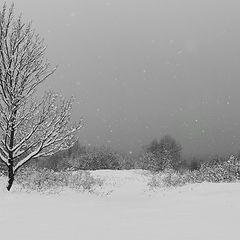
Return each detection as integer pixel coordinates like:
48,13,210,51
11,92,82,173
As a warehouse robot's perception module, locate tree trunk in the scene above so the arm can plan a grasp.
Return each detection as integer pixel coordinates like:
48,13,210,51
7,165,14,191
7,110,17,191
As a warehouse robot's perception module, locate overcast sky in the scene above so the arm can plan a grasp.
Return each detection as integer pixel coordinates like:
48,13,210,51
13,0,240,158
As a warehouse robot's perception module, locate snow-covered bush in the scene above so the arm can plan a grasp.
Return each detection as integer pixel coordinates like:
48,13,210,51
148,169,201,188
198,155,240,182
15,167,103,193
16,168,66,192
137,150,179,172
137,153,160,171
148,155,240,189
148,169,180,188
63,146,122,170
67,171,103,192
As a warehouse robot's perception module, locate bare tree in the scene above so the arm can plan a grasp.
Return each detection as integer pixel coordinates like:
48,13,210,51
0,3,82,190
143,135,182,170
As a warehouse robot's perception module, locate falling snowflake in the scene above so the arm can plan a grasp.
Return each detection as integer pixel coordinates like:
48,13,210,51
70,12,76,17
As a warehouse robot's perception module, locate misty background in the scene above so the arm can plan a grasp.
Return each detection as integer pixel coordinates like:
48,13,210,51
13,0,240,158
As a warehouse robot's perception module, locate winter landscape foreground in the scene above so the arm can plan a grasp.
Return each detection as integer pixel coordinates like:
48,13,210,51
0,170,239,240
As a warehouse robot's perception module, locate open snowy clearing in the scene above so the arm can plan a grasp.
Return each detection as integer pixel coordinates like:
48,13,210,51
0,170,240,240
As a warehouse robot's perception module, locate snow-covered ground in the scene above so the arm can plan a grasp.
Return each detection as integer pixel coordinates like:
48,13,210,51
0,170,240,240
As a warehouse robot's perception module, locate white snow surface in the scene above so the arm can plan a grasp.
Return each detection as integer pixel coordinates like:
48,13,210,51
0,169,240,240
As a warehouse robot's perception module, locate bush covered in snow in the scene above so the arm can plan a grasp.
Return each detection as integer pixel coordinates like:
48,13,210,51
197,155,240,182
68,146,121,170
137,152,176,172
14,167,103,193
148,169,200,188
149,155,240,189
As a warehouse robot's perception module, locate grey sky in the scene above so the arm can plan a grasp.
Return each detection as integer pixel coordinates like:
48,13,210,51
13,0,240,158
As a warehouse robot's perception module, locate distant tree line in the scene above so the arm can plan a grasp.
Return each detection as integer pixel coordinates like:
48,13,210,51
30,142,136,171
0,133,230,174
28,135,187,172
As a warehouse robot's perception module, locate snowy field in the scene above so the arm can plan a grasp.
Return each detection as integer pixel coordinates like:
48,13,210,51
0,170,240,240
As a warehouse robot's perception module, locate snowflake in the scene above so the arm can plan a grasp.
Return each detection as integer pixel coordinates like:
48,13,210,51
70,12,76,17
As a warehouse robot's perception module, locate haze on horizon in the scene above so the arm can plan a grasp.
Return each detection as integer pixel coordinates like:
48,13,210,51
13,0,240,158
